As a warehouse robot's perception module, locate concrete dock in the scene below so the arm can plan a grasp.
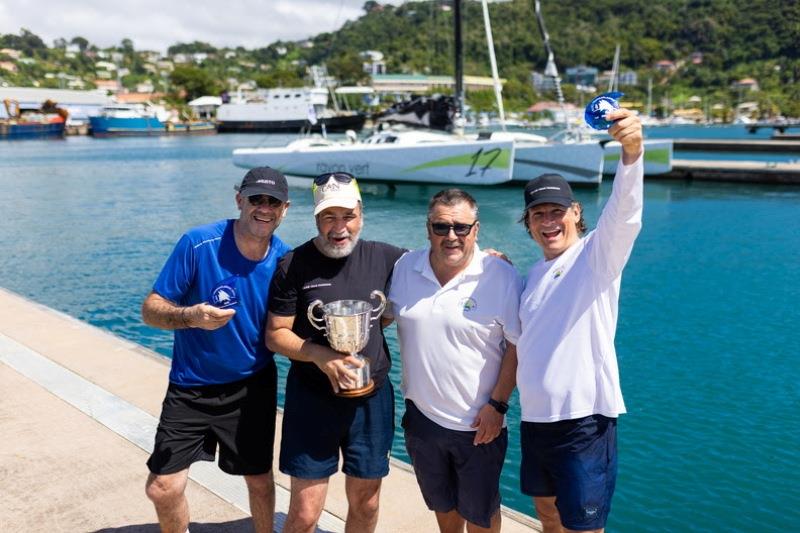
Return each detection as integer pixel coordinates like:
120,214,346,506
659,159,800,184
0,287,541,532
672,138,800,153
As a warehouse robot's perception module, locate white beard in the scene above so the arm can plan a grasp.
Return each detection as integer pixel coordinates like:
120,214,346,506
315,232,360,258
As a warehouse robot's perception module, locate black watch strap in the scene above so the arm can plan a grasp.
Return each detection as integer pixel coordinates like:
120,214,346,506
487,398,509,414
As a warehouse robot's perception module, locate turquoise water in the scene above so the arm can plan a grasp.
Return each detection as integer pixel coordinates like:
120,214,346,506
1,131,799,531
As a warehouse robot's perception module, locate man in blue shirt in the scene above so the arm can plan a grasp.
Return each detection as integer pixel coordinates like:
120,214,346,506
142,167,292,533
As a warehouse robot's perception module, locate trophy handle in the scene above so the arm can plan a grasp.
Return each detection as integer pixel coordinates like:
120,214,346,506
307,300,327,332
369,290,386,322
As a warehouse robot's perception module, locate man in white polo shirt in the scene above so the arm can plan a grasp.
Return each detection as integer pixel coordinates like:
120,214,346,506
389,189,522,533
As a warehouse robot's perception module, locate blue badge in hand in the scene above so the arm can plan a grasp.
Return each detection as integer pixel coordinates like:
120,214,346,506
210,276,240,308
585,91,624,130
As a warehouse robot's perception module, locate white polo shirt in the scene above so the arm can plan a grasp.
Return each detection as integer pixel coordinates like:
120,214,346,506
517,156,644,423
389,247,522,431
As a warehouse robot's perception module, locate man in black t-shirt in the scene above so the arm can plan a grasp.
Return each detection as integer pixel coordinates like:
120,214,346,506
266,172,405,533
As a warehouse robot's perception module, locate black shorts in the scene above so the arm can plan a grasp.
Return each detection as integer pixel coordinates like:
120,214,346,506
402,400,507,528
147,362,277,476
520,415,618,531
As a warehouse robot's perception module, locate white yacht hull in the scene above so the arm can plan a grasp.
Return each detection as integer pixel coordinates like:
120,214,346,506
511,140,605,185
233,139,516,185
602,139,673,175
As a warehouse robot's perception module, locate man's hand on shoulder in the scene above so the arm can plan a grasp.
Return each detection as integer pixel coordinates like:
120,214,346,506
484,248,512,265
607,108,643,165
185,303,236,330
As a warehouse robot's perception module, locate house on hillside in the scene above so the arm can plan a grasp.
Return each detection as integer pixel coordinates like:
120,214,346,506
732,78,759,92
565,66,598,86
0,48,21,60
654,60,676,73
94,80,120,93
531,71,557,92
361,50,386,76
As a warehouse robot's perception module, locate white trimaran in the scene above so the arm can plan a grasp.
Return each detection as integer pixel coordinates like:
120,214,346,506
233,0,606,186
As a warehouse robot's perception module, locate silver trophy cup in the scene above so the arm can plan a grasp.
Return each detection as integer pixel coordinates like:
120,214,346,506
307,290,386,397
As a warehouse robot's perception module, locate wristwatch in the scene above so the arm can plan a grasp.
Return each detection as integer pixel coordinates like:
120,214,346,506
487,398,509,415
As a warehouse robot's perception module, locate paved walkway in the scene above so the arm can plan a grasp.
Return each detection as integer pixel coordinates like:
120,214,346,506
0,287,540,532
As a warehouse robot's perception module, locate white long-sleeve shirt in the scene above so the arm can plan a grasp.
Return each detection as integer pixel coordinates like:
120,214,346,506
516,155,644,422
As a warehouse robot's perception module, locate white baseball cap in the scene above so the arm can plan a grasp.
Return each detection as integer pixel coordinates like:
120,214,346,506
312,172,362,215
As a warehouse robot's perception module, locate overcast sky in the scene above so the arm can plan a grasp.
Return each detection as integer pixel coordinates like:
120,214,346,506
0,0,372,53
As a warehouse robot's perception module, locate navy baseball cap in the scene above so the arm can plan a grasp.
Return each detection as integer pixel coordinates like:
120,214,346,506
523,173,575,210
236,167,289,202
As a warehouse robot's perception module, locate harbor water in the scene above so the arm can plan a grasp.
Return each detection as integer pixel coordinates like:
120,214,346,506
1,131,798,531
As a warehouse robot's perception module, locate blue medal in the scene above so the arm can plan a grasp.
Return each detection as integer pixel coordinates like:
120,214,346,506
585,91,624,130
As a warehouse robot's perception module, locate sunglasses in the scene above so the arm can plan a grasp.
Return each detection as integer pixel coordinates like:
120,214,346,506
429,221,477,237
247,194,283,207
313,172,355,186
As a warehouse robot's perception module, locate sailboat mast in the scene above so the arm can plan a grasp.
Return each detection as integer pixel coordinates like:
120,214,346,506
481,0,507,130
533,0,566,124
609,43,621,93
454,0,464,119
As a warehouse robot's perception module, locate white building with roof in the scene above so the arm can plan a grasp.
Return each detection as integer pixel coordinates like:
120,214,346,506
0,87,111,121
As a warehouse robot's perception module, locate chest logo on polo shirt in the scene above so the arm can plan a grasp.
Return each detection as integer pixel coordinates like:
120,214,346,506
210,276,240,308
459,297,477,312
553,267,565,280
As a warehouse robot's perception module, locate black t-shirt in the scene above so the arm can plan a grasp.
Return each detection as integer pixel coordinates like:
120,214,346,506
269,239,405,393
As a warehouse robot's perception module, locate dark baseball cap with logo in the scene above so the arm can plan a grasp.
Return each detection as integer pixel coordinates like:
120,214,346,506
235,167,289,202
523,173,575,210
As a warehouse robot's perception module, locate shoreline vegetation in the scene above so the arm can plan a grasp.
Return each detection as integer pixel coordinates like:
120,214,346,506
1,0,798,121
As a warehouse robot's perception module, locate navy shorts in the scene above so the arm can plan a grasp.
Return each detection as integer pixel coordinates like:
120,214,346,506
279,367,394,479
147,362,277,476
402,400,507,528
520,414,618,531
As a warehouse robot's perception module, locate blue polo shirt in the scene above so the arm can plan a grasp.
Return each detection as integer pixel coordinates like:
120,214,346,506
153,219,291,386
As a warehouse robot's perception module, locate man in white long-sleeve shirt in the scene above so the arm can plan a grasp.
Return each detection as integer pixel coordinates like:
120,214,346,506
516,109,643,533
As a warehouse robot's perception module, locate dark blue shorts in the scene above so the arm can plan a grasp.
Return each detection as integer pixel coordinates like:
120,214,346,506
147,363,277,476
520,414,617,531
279,367,394,479
402,400,507,528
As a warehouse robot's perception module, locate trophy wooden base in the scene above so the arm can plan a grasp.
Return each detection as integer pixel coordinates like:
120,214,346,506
336,380,375,398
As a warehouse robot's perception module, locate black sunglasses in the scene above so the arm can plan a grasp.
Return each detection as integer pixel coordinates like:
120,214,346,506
247,194,283,207
429,221,477,237
313,172,355,186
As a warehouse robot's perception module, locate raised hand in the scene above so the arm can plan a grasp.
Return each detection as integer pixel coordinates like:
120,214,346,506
607,108,643,164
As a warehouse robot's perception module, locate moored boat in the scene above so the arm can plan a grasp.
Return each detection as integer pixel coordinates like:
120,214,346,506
89,104,166,137
1,99,67,140
89,103,216,137
216,87,366,133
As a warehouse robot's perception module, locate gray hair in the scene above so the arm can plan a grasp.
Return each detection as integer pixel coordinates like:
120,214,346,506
427,189,478,220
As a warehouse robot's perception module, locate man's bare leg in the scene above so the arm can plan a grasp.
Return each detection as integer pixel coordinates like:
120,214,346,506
434,509,465,533
245,471,275,533
466,509,501,533
146,469,190,533
283,476,329,533
534,497,564,533
344,476,382,533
